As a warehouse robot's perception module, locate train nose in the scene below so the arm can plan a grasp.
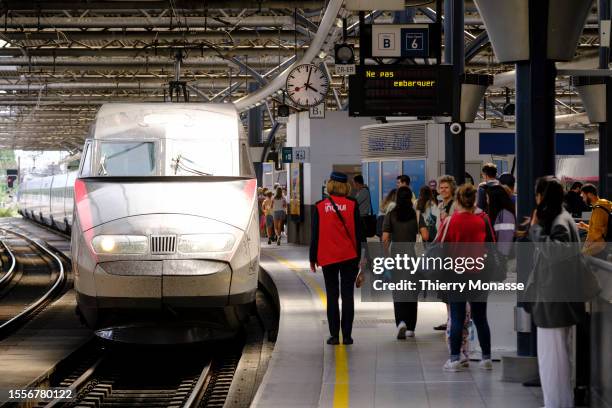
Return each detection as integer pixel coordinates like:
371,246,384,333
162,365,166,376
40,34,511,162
93,259,232,307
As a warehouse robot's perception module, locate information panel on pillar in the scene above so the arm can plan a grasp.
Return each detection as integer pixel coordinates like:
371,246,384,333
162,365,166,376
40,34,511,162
348,65,453,117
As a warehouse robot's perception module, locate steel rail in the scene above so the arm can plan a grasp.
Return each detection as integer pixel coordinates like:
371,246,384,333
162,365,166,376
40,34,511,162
0,237,17,289
0,228,66,336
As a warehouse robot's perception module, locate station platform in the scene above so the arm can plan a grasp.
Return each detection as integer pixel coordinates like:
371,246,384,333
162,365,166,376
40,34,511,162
255,242,545,408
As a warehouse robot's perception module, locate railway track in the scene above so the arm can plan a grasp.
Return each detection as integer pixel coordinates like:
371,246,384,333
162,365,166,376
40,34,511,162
34,339,242,408
0,228,67,338
0,219,279,408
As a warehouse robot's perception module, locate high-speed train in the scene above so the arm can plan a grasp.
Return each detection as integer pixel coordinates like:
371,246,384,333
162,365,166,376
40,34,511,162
18,103,260,343
18,171,77,232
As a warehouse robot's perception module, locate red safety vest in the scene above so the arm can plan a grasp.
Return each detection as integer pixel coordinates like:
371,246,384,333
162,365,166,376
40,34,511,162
314,196,358,266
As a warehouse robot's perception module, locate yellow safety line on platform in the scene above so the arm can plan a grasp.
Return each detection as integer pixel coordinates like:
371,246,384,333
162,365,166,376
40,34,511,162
266,252,327,306
265,251,350,408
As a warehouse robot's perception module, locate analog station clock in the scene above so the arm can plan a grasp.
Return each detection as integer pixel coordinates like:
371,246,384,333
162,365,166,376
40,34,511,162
285,64,330,107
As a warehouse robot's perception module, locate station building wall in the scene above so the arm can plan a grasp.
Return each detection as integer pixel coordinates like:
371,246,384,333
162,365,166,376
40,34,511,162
285,111,375,244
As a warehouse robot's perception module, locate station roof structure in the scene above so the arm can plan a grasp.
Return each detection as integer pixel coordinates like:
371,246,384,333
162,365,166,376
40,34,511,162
0,0,599,150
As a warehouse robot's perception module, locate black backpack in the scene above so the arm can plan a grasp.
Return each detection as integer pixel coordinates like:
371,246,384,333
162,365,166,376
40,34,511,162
592,204,612,242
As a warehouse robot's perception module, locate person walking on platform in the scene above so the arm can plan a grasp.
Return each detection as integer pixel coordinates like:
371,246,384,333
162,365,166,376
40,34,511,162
310,172,365,346
353,174,374,231
477,163,500,210
439,184,493,372
433,175,457,332
262,191,275,245
416,185,439,243
578,183,612,258
376,189,397,240
564,181,588,217
527,176,585,408
437,175,457,231
382,187,428,339
485,185,516,256
272,187,287,246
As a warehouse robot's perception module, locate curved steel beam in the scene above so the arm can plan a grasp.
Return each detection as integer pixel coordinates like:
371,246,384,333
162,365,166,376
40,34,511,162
233,0,343,112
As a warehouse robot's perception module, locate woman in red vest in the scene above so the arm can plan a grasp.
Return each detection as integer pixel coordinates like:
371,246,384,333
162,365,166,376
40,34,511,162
310,172,365,345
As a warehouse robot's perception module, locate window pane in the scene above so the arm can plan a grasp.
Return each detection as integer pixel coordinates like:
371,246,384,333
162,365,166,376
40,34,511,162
168,139,234,176
80,142,92,177
98,142,155,176
381,160,400,200
367,162,380,215
402,159,426,194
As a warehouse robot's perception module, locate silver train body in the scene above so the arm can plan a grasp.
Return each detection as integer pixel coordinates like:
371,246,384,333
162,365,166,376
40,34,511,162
18,171,77,232
19,103,260,343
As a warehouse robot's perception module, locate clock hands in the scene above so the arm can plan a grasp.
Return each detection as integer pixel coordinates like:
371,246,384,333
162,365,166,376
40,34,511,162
305,65,312,88
305,83,320,93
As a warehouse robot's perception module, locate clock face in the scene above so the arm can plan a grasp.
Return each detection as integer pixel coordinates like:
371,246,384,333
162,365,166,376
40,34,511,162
285,64,330,107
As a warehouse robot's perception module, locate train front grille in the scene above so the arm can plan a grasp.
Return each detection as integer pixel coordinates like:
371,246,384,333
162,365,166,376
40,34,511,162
150,235,177,254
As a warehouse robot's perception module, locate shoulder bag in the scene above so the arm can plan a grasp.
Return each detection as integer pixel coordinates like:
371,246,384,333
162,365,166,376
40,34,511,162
327,196,364,287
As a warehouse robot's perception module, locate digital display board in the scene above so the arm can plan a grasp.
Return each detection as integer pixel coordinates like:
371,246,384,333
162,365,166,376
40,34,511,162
348,65,453,117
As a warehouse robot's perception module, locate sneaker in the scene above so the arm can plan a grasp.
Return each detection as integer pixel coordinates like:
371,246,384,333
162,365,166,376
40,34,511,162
267,238,272,245
433,323,447,331
326,336,340,345
396,321,407,340
406,330,415,338
479,359,493,370
277,236,281,245
459,356,470,368
342,337,354,345
443,359,466,372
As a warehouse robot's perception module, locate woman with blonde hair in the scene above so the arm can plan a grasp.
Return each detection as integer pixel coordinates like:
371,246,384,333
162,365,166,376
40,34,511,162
437,184,493,372
310,172,365,345
376,188,397,240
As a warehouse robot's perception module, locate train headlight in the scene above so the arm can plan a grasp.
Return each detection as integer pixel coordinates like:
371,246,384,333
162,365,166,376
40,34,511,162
178,234,236,253
92,235,148,254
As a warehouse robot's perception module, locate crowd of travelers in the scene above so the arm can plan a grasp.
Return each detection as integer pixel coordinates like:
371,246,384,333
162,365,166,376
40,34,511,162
258,183,288,246
307,163,610,408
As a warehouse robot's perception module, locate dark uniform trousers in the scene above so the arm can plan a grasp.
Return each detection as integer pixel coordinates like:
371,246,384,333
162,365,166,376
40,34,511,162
321,258,359,338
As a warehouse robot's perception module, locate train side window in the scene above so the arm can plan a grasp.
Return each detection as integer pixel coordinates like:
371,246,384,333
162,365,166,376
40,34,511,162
80,141,93,177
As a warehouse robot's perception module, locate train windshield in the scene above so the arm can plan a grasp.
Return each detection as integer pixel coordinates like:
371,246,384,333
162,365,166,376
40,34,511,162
168,139,234,176
97,142,156,176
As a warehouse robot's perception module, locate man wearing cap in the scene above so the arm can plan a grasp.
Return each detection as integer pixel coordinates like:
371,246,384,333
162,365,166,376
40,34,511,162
310,172,366,346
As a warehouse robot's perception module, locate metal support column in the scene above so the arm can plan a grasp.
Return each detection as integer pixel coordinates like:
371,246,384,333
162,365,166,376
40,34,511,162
515,0,556,357
600,0,612,197
247,82,264,185
444,0,465,183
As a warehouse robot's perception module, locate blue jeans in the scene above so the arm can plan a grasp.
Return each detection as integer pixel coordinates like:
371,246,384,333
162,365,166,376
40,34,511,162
449,301,491,360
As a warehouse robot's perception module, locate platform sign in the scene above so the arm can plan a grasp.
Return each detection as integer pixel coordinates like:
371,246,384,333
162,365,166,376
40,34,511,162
348,65,453,117
402,27,429,57
281,147,311,163
309,103,325,119
371,24,431,58
335,64,356,75
281,147,293,163
293,147,310,163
